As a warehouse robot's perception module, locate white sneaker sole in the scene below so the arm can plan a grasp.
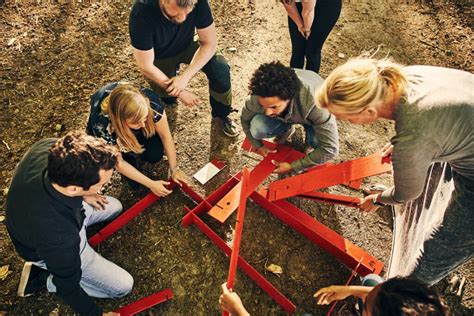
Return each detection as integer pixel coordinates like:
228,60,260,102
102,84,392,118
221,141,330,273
17,262,33,297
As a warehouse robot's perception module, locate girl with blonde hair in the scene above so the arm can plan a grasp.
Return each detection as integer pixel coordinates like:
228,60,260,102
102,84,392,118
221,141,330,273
87,82,188,197
316,57,474,286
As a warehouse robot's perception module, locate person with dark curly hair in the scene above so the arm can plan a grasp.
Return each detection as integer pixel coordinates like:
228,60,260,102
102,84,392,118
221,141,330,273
241,61,339,174
315,276,450,316
219,276,450,315
6,131,131,316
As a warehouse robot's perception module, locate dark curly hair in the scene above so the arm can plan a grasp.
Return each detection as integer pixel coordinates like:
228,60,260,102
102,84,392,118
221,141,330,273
48,131,118,190
372,277,450,316
249,61,299,100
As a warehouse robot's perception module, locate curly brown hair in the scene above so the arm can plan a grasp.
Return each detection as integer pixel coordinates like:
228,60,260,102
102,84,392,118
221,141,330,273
48,131,118,190
248,61,300,101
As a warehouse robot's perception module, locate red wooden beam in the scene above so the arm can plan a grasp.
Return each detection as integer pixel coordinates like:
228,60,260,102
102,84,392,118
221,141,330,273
268,154,392,201
182,173,242,227
185,207,296,314
226,168,251,290
297,191,362,208
250,192,383,276
114,288,173,315
88,192,160,247
208,142,299,223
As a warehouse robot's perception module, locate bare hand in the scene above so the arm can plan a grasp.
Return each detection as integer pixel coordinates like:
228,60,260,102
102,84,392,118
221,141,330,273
165,75,190,97
83,194,108,211
256,146,277,157
314,286,354,305
178,90,200,107
304,29,311,39
149,180,173,197
359,194,381,213
272,160,293,174
171,168,189,186
219,283,249,316
379,143,394,157
297,24,306,38
103,312,120,316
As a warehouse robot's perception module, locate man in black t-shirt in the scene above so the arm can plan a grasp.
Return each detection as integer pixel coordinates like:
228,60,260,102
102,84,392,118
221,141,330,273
129,0,238,137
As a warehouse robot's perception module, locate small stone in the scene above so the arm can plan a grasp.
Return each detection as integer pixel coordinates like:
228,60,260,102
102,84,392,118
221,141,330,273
338,53,346,59
227,47,237,52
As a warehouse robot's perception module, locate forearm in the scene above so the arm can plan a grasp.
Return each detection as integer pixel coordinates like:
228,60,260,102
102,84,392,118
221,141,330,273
133,50,169,89
181,42,216,82
345,286,374,300
161,135,178,171
117,158,155,188
301,1,316,29
282,3,304,27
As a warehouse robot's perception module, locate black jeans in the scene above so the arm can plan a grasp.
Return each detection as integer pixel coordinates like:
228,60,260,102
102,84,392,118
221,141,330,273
122,132,164,188
288,0,342,73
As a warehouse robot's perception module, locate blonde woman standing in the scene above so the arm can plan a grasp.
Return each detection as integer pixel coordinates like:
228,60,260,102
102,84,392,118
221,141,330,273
316,57,474,286
87,82,188,197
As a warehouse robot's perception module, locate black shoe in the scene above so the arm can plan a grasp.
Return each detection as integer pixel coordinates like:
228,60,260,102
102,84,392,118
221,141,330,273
17,262,49,297
214,116,239,137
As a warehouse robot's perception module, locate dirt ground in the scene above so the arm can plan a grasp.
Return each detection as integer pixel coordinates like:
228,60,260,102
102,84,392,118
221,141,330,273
0,0,472,315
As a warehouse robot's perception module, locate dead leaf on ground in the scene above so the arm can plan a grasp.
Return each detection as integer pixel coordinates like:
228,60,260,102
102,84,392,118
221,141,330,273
265,263,283,276
0,215,5,222
0,265,12,281
7,38,16,46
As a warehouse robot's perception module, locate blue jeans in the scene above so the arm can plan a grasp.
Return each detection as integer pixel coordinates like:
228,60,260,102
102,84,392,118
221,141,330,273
34,196,134,298
357,274,384,312
249,114,319,148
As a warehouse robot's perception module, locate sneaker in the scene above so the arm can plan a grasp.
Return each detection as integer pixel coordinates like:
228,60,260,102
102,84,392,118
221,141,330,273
274,126,295,144
17,262,49,297
215,117,239,138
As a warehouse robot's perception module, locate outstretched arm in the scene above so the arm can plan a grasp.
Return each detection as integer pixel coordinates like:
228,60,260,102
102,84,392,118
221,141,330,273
314,285,374,305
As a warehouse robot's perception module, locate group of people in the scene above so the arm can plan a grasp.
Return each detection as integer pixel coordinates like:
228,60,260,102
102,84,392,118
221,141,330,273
4,0,472,315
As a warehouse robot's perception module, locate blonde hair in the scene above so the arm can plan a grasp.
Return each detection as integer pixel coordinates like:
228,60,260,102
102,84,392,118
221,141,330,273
103,84,156,154
316,57,408,114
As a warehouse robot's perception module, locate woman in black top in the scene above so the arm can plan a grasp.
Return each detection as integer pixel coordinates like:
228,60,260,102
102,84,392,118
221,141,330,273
282,0,342,73
87,82,187,196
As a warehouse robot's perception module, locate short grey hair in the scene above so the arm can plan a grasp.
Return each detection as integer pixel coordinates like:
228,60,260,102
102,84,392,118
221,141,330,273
166,0,197,8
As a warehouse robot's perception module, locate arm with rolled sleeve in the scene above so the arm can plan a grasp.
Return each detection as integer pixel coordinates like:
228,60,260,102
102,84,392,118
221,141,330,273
291,87,339,172
36,232,102,315
379,135,440,205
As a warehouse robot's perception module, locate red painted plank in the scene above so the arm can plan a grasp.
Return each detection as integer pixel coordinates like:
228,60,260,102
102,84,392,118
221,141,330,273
297,191,362,208
114,288,173,315
226,168,251,290
250,192,384,276
186,210,296,314
268,154,392,201
88,193,160,247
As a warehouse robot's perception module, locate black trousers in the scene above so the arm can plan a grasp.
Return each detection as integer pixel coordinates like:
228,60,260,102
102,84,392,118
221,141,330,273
122,132,164,188
288,0,342,73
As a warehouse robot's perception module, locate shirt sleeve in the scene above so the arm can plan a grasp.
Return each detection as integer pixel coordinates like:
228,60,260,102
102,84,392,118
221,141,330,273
129,3,154,50
195,0,214,29
35,226,102,315
379,134,440,204
241,96,264,149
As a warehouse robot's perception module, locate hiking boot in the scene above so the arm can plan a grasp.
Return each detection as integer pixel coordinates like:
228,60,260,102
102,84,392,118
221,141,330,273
215,117,239,137
274,126,295,144
17,262,49,297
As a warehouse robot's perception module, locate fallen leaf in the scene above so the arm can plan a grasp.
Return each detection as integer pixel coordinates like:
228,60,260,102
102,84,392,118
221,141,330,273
227,47,237,52
265,263,283,275
7,38,16,46
0,265,11,281
338,53,346,59
0,216,5,222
